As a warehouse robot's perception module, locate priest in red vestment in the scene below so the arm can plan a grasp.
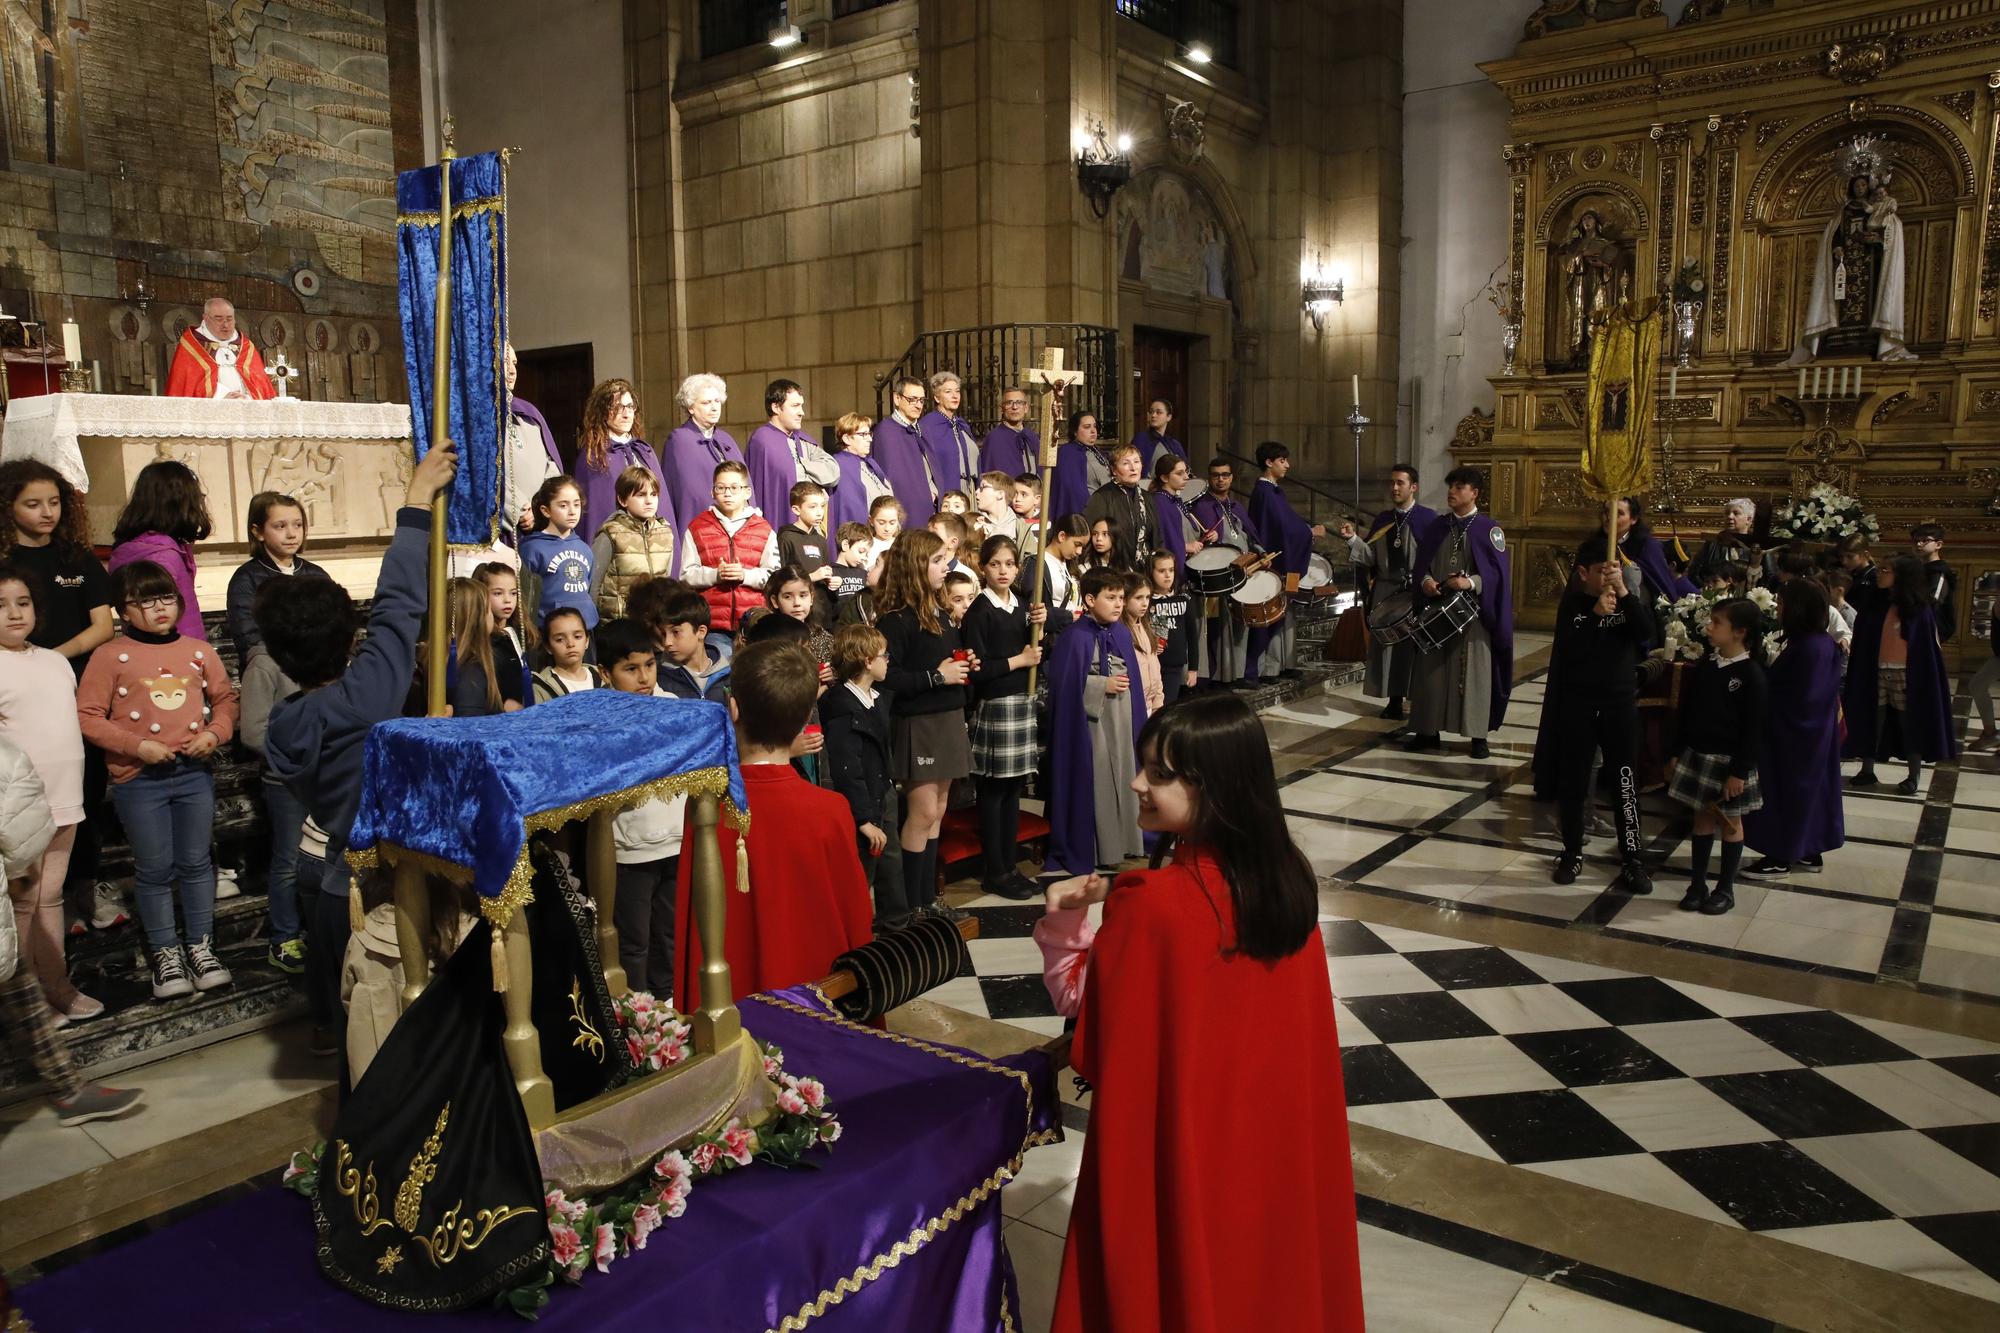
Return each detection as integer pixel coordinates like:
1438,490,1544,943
165,298,276,400
1035,693,1364,1332
674,640,873,1003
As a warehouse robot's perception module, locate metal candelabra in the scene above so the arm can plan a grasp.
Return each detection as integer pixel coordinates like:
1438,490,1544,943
1344,402,1369,511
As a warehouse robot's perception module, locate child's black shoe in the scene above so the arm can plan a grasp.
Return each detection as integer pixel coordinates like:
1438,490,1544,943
1698,887,1735,915
1678,884,1707,912
1552,853,1584,885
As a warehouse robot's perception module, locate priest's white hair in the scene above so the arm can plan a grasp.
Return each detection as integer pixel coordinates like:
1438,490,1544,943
676,372,727,410
927,369,961,392
1725,497,1755,519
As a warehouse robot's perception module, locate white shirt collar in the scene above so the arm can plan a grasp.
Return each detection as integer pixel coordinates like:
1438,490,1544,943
1714,649,1750,666
608,432,633,444
982,587,1017,612
199,324,239,345
845,680,877,707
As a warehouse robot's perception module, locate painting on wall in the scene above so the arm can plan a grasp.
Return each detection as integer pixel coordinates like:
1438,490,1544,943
1,0,88,171
208,0,397,282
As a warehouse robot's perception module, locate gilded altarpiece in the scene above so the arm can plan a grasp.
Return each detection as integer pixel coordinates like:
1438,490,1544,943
1467,0,2000,659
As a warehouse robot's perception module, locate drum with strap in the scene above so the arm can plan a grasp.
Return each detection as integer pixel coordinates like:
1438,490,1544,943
1186,543,1248,596
1298,552,1334,592
1233,569,1288,629
1410,590,1479,653
1366,586,1422,644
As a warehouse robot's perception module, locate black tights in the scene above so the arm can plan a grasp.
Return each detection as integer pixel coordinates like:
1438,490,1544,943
976,775,1025,886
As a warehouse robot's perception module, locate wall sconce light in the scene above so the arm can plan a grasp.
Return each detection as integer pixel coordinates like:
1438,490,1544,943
1075,117,1133,220
1301,258,1345,331
1180,40,1213,65
768,21,805,49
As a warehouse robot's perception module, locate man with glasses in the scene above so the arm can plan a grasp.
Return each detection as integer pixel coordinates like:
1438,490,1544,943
980,386,1040,478
1191,458,1262,688
874,375,939,524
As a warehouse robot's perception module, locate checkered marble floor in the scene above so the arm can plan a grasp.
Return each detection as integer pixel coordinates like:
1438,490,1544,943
1326,915,2000,1304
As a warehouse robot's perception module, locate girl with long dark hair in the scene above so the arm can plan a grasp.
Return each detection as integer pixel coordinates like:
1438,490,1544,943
1033,692,1362,1332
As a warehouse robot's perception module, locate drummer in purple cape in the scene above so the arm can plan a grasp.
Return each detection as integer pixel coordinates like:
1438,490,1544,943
1404,466,1514,758
1084,443,1160,566
1190,457,1264,688
1246,441,1326,685
1149,454,1211,681
917,370,982,503
1339,462,1436,722
979,385,1040,478
746,378,842,521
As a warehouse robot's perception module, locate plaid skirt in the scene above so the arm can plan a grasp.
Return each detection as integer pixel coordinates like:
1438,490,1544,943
969,694,1038,779
1877,663,1908,713
1667,748,1764,817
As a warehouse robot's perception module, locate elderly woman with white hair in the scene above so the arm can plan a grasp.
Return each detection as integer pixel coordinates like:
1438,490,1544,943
1687,497,1758,589
917,369,981,501
662,372,745,531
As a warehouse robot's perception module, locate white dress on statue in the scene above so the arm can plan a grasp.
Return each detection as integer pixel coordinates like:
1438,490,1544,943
1789,192,1916,364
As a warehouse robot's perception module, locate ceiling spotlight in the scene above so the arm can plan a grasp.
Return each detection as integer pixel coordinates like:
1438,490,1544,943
1181,41,1213,65
768,22,804,49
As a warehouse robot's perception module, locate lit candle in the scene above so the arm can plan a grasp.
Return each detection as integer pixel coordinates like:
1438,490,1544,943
145,373,157,396
1841,366,1851,396
1797,368,1806,399
61,320,81,365
1812,366,1823,397
1669,367,1678,399
1351,373,1360,408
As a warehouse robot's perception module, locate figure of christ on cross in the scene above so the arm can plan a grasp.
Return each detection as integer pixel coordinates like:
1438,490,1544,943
1025,347,1086,692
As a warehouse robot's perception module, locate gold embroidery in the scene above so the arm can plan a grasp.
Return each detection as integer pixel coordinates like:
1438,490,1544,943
332,1141,392,1235
409,1200,541,1267
394,1104,450,1231
376,1244,404,1275
569,979,605,1061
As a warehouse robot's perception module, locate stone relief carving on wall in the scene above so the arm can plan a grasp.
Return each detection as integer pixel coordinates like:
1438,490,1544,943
250,439,340,528
1118,172,1231,302
1163,97,1204,166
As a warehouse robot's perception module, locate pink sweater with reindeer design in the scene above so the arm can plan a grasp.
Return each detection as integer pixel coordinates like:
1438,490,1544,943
76,628,238,784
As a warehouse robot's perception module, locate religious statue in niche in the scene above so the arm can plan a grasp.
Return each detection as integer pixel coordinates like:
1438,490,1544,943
1790,135,1916,363
1547,209,1633,373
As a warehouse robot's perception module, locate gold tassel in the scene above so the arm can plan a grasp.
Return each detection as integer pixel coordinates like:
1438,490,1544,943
736,837,750,895
348,890,364,933
491,929,509,994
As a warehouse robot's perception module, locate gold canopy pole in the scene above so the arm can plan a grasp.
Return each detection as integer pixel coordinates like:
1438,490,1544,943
1023,347,1086,694
425,117,457,719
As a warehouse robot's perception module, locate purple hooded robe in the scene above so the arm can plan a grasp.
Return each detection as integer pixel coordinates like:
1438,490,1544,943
661,422,743,538
872,414,936,524
1412,510,1515,733
1742,631,1846,861
1042,615,1150,876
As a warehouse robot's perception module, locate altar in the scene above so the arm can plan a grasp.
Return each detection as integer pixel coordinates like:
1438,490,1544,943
0,393,418,600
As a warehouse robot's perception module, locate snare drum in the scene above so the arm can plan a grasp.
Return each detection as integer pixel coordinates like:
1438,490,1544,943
1366,587,1421,644
1233,570,1289,628
1299,552,1334,591
1410,590,1478,653
1187,544,1248,596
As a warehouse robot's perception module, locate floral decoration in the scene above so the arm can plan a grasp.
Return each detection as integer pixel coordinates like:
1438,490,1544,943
1672,259,1707,306
1771,484,1879,544
1655,584,1785,664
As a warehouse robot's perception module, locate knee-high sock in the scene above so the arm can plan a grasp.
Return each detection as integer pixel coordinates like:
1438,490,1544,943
901,846,929,909
1716,840,1745,893
1688,834,1714,890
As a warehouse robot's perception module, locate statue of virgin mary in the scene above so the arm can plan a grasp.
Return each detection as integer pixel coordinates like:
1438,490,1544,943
1789,136,1917,363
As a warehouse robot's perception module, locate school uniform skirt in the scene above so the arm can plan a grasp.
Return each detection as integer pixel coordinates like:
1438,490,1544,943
969,694,1037,780
893,710,971,784
1667,749,1764,817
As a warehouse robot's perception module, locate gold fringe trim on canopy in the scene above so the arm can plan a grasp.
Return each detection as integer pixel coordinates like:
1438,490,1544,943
346,766,749,930
393,197,506,227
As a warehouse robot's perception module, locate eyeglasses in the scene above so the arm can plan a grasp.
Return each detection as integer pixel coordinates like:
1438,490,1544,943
849,430,873,439
126,596,177,612
1002,399,1027,408
895,392,924,404
714,483,749,494
609,401,636,413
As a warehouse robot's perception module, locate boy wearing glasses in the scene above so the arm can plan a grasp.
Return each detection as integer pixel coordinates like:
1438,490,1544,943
681,461,780,663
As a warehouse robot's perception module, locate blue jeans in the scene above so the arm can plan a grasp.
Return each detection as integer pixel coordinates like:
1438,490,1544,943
262,776,307,943
109,761,217,950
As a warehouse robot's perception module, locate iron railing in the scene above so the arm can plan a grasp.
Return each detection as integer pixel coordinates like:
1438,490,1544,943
1114,0,1240,68
874,323,1121,441
1214,447,1369,531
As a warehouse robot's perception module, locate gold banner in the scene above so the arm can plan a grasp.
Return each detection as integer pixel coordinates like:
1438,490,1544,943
1580,301,1661,501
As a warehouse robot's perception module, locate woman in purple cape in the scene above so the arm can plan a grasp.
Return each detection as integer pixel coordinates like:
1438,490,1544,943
1742,578,1844,875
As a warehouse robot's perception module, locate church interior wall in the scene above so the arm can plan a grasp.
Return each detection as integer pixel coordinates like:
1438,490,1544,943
0,0,422,413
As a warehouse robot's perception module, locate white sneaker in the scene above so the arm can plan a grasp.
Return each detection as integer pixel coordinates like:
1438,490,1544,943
89,881,128,930
150,947,194,1000
214,870,242,901
187,936,232,991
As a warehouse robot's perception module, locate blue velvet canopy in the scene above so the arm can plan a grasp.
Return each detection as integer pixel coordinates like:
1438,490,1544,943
346,691,750,926
396,148,508,550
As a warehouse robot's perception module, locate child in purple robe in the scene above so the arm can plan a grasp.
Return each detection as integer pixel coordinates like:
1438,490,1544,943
1845,556,1958,793
1044,568,1149,876
1743,579,1844,877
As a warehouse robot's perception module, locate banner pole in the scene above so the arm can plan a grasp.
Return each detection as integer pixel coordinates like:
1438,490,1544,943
426,118,457,718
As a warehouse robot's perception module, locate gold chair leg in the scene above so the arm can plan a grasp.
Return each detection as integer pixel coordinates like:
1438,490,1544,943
687,794,741,1053
501,906,557,1129
586,810,627,998
392,859,433,1010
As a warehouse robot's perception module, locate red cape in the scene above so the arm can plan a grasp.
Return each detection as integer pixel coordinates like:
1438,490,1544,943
165,328,276,399
1056,845,1364,1333
673,764,874,1003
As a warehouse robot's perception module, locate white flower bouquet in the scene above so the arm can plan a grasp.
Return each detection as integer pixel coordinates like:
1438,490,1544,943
1771,484,1879,544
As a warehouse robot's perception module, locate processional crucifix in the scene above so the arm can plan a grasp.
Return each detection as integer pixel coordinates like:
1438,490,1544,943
1025,346,1085,692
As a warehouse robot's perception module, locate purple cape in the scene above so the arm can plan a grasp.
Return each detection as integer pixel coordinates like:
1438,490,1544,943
1049,443,1099,520
1043,616,1149,876
980,424,1041,477
1741,632,1846,861
830,449,890,530
873,415,935,524
1843,591,1959,763
1152,489,1191,567
1190,492,1252,548
1622,532,1698,600
1248,478,1314,575
510,395,562,471
1134,429,1187,471
918,409,979,498
661,423,744,538
574,437,665,546
746,422,819,524
1413,510,1515,732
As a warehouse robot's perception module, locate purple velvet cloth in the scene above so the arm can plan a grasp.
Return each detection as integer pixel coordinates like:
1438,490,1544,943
1742,632,1846,862
661,423,744,540
1043,616,1148,875
16,987,1060,1333
830,450,892,530
747,423,826,524
572,438,664,546
1133,429,1186,472
1413,510,1515,733
979,424,1040,478
918,410,980,500
871,415,935,524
